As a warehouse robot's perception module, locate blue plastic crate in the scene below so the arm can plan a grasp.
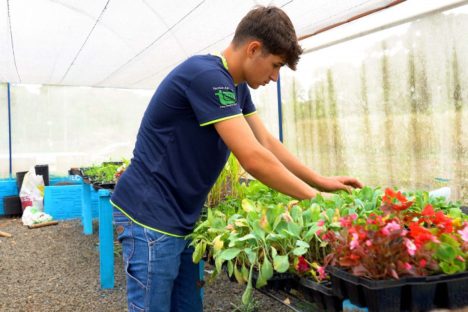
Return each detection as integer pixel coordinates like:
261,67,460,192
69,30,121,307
0,179,19,215
49,175,83,185
44,184,82,220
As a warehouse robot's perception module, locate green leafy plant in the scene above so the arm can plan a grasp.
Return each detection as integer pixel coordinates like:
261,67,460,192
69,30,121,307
206,154,246,208
190,181,331,304
82,159,129,184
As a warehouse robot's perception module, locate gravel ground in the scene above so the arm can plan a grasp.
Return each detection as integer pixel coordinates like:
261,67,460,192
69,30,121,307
2,217,466,312
0,217,290,312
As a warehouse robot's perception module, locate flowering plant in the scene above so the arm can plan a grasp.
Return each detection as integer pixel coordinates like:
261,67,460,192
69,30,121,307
323,188,468,279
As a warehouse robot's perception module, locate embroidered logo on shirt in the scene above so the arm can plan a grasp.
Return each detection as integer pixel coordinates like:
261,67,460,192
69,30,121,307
213,87,236,106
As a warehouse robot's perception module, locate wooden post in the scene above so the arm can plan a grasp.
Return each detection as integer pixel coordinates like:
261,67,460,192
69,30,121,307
0,230,12,238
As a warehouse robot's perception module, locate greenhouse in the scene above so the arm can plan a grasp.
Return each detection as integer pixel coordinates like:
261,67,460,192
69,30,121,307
0,0,467,311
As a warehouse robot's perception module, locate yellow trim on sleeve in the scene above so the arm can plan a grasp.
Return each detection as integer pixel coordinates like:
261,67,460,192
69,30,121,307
200,113,243,126
110,200,186,238
243,111,257,117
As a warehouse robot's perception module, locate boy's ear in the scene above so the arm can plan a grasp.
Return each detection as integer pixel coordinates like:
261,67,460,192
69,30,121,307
246,40,263,57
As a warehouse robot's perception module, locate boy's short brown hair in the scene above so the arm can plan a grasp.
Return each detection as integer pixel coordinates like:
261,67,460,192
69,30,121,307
232,6,303,70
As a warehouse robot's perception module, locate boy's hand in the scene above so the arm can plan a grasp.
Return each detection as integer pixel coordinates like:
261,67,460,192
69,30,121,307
319,176,363,193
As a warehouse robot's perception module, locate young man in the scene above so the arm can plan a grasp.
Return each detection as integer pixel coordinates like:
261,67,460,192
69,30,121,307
111,6,362,312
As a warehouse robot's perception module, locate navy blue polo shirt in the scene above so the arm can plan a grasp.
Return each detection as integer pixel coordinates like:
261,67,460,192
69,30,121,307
110,54,256,236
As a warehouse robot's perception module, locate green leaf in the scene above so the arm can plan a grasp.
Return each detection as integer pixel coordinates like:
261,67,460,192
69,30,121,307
287,222,302,238
435,243,457,261
292,246,308,256
439,261,460,274
296,240,310,248
252,222,266,241
242,263,249,281
326,208,335,221
448,208,462,219
215,256,224,273
234,264,244,284
242,198,256,213
207,208,214,224
227,260,234,277
290,206,303,224
256,270,267,288
242,266,254,305
261,258,274,281
245,248,257,265
271,246,277,258
220,248,241,261
310,203,321,221
238,233,257,241
241,283,253,305
303,225,319,242
273,255,290,273
192,242,204,263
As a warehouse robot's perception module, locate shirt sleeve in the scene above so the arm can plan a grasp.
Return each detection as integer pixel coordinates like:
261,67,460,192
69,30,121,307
185,69,243,126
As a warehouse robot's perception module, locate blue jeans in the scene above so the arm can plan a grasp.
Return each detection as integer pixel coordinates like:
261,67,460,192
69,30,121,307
113,209,202,312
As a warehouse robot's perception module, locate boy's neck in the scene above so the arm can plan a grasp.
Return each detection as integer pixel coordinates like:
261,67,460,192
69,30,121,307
222,45,244,85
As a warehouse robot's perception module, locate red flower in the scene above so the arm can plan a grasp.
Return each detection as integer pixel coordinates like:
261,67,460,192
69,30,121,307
422,204,435,217
409,222,434,248
296,256,310,273
382,188,413,211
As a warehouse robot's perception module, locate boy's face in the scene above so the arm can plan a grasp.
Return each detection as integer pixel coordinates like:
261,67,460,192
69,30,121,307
243,43,285,89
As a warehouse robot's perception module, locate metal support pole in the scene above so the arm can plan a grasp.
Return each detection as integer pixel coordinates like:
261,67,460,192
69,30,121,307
7,83,12,178
276,74,283,142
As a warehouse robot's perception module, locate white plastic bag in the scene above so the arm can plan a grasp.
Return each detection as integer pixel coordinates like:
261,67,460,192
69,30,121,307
21,206,53,226
19,167,45,211
429,187,451,201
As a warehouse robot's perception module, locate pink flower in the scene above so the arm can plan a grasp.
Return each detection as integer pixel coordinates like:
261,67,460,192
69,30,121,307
317,266,327,280
317,220,325,226
365,240,372,246
350,233,359,250
340,214,357,227
419,259,427,268
381,221,401,236
403,262,412,270
404,238,417,256
458,224,468,242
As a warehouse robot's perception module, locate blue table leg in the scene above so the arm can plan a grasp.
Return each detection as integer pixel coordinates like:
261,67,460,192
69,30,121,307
199,260,204,301
98,189,114,289
81,183,92,235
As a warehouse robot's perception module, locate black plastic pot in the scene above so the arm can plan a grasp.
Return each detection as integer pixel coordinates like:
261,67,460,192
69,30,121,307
298,278,342,312
461,206,468,215
92,182,116,191
68,168,81,175
329,267,405,312
403,278,437,311
16,171,28,192
328,267,468,312
431,271,468,309
3,195,22,216
35,164,49,186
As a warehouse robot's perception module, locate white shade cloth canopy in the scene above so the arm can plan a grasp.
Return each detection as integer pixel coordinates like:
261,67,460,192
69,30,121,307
0,0,398,90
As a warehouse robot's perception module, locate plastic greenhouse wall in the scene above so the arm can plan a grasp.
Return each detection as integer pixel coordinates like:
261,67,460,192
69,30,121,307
273,6,467,202
0,84,9,176
0,85,152,177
